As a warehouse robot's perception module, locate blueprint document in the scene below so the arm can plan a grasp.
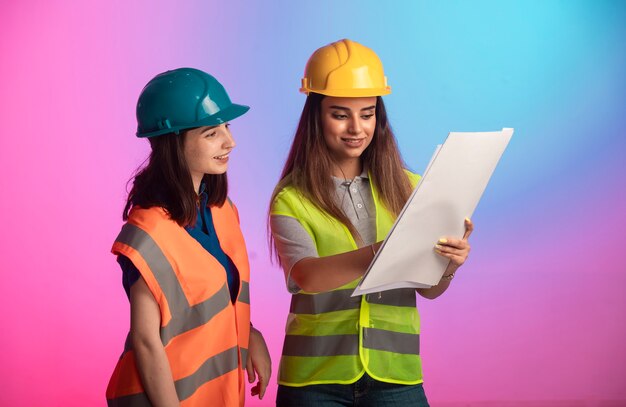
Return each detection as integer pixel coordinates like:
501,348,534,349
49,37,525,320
352,128,514,296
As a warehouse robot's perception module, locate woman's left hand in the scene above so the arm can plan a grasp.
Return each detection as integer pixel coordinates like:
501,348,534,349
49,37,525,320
435,218,474,275
246,326,272,400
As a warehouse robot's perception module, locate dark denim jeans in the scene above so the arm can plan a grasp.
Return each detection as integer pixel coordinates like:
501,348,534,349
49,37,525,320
276,374,429,407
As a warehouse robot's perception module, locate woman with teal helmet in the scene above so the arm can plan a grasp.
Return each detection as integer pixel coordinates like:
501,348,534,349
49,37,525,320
107,68,271,406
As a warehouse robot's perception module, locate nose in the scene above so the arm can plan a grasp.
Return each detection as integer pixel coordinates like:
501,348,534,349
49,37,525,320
223,125,236,150
348,116,362,135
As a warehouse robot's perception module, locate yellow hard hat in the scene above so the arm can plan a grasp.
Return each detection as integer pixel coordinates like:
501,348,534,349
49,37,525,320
300,39,391,97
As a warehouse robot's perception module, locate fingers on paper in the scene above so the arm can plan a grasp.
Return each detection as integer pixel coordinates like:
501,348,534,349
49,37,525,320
436,238,470,251
434,248,467,266
435,238,470,266
463,217,474,240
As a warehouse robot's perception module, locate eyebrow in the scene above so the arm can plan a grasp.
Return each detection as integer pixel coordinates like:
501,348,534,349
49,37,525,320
200,125,218,133
329,105,376,112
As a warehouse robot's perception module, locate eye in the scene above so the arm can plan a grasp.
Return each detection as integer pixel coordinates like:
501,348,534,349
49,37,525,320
205,131,217,138
361,113,375,120
332,113,348,120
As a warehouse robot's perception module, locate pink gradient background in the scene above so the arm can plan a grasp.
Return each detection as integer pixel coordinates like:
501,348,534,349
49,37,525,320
1,1,625,406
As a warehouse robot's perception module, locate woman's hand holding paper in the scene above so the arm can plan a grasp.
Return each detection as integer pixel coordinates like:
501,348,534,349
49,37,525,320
435,218,474,274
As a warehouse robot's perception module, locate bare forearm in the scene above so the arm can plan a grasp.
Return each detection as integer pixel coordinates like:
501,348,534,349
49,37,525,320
417,263,458,300
421,218,474,299
134,338,179,407
130,278,179,407
291,243,380,292
417,278,451,299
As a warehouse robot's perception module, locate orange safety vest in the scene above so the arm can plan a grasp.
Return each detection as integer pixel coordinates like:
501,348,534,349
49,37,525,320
106,203,251,407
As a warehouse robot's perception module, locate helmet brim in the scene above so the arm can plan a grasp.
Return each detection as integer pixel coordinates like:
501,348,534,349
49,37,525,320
199,102,250,126
300,87,391,98
137,103,250,138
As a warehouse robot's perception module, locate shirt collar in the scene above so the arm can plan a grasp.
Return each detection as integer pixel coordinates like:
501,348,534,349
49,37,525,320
198,181,207,196
187,182,209,233
331,167,369,186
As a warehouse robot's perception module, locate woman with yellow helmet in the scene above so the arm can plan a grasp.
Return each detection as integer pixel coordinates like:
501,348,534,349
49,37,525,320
269,40,473,406
107,68,271,406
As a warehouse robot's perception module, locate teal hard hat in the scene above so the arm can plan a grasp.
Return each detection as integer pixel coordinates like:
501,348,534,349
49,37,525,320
136,68,250,138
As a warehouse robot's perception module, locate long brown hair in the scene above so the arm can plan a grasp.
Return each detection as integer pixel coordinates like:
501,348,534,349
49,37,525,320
124,131,228,226
269,93,413,255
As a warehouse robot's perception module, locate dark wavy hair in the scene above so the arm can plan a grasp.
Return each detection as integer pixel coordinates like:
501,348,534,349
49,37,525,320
123,131,228,226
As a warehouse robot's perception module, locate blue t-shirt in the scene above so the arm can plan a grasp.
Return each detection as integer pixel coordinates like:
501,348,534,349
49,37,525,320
118,185,240,303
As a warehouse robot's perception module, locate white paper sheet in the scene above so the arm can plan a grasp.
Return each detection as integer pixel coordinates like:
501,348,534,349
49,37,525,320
352,128,513,296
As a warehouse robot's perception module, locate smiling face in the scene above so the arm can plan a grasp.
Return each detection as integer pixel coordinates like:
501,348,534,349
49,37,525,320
183,123,235,190
320,96,377,177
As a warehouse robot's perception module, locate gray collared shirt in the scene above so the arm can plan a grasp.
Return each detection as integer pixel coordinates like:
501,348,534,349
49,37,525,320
271,170,376,293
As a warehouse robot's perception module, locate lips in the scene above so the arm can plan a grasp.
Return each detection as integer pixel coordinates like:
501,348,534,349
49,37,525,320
341,137,365,147
214,153,230,161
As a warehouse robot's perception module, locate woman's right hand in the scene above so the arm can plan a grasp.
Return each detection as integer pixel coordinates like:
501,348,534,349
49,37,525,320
290,243,380,292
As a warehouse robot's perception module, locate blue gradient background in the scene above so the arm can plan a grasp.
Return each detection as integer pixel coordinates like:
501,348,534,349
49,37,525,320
1,1,625,405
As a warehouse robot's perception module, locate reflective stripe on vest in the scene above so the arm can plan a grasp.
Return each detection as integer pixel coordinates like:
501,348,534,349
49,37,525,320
283,334,359,357
108,347,239,407
238,280,250,304
273,171,423,386
107,205,250,406
282,329,419,357
117,223,232,345
289,288,416,314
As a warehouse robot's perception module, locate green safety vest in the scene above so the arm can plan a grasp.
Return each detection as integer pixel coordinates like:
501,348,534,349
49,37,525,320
271,171,424,387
